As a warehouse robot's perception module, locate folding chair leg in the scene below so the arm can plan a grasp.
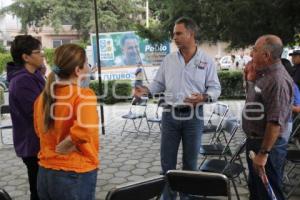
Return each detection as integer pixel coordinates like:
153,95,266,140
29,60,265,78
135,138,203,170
134,118,143,134
242,167,248,183
0,131,3,144
208,132,218,144
199,156,207,169
223,132,228,143
121,119,129,136
149,122,154,131
237,156,248,182
231,179,240,200
144,117,151,135
121,118,144,135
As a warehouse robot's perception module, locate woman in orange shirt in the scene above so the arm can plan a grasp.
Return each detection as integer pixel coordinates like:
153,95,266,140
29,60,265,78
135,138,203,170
34,44,99,200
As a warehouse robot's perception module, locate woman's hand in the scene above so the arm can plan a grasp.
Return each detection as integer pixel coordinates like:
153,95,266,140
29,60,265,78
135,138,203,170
55,136,77,154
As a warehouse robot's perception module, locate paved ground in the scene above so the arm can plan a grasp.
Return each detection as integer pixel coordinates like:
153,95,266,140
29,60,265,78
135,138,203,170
0,100,299,200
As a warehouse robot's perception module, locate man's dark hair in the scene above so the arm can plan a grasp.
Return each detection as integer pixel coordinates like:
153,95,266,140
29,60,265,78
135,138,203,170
175,17,199,39
121,33,138,46
10,35,41,65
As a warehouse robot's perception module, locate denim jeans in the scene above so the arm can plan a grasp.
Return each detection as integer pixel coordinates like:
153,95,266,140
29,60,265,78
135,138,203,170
160,107,204,200
37,167,97,200
246,137,287,200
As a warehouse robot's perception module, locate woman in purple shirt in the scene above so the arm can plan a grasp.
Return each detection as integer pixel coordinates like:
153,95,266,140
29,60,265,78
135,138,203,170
6,35,45,200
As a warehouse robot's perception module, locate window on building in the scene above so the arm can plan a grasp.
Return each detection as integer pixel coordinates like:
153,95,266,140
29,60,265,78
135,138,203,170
52,39,72,48
53,40,62,48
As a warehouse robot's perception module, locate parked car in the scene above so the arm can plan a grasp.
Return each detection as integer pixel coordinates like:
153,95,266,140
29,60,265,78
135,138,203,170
219,55,251,70
219,55,232,70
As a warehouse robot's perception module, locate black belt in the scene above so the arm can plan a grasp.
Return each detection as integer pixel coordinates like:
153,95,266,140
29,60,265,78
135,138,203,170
164,105,197,113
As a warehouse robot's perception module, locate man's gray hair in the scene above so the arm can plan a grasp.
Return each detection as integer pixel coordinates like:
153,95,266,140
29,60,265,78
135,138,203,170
175,17,198,39
262,35,283,60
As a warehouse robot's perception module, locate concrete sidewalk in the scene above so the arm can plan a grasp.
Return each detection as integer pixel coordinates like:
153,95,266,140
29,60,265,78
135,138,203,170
0,100,299,200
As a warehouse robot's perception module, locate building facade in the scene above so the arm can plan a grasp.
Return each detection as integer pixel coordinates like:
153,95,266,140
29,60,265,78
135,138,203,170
0,0,80,49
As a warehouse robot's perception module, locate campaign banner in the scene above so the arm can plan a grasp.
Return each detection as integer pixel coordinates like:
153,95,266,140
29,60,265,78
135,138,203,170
92,66,159,83
91,31,170,68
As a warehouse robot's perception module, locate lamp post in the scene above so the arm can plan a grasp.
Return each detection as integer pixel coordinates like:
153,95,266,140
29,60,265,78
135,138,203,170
93,0,105,135
146,0,149,28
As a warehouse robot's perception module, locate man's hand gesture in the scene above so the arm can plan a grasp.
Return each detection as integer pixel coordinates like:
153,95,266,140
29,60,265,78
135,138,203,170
244,61,256,81
134,86,149,97
184,93,206,107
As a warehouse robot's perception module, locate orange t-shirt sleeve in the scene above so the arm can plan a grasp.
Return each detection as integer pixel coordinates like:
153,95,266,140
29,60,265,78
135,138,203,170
70,89,99,144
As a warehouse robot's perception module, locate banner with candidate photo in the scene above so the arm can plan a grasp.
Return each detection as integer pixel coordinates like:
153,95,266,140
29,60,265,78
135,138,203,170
91,31,170,68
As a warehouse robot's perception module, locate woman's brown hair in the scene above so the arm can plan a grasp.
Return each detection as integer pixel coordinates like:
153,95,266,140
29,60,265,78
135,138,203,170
42,44,86,131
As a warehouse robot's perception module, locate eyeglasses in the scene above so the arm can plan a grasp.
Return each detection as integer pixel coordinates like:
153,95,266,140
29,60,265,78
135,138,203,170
31,50,45,55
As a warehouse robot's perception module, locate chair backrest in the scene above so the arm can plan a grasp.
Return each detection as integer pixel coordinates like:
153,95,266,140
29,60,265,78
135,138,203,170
129,97,149,114
132,96,148,106
0,105,10,115
227,138,247,164
166,170,231,199
105,175,165,200
217,117,240,154
206,103,229,132
221,117,239,136
213,103,229,116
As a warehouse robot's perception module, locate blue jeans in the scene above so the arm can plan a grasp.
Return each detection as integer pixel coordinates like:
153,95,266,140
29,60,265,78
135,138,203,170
37,167,97,200
246,137,287,200
160,107,204,200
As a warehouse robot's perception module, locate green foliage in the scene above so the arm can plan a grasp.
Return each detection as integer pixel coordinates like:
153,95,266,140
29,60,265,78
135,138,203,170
88,71,245,104
1,0,146,42
44,48,55,67
0,53,12,73
141,0,300,48
89,80,132,104
97,0,144,33
0,49,54,73
0,43,7,53
218,70,245,99
72,40,90,49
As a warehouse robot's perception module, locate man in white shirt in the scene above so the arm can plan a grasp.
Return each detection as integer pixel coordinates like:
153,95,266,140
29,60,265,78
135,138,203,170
135,17,221,200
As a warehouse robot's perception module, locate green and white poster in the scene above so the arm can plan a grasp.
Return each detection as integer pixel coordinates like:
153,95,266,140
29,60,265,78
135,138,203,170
91,31,170,68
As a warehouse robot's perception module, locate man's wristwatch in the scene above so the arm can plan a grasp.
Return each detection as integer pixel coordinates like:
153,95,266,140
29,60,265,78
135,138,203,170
259,149,271,155
203,94,213,103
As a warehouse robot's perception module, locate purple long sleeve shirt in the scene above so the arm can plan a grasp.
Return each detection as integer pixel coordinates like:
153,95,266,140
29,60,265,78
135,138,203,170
7,62,45,157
